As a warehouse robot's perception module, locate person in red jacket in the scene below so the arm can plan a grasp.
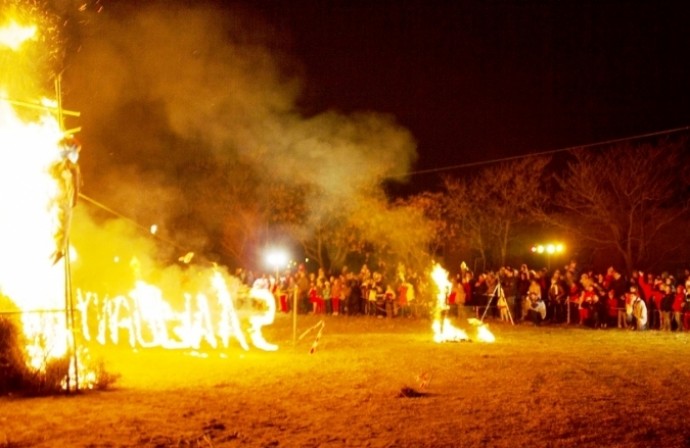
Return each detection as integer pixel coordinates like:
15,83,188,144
606,289,618,327
579,284,597,326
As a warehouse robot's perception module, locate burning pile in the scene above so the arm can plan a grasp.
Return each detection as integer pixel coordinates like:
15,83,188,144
0,19,74,375
430,264,495,343
0,15,280,392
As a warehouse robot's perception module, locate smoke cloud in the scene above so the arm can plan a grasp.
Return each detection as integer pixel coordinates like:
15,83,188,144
61,1,417,269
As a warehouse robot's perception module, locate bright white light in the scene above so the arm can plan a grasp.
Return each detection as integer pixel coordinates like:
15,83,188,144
532,242,565,255
266,250,288,270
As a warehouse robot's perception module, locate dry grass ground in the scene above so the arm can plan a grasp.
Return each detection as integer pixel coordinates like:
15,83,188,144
2,314,690,448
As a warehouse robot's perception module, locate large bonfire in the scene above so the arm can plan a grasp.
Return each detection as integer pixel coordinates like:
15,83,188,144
0,14,278,392
0,18,76,379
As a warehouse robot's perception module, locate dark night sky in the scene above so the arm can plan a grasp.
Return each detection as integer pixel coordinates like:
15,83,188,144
250,0,690,183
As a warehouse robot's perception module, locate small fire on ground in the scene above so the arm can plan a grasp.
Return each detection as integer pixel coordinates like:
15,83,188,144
431,264,495,343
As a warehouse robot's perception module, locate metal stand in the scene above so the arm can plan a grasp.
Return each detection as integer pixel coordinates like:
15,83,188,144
480,282,514,325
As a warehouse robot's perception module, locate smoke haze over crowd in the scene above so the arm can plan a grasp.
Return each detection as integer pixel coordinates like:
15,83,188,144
62,1,418,265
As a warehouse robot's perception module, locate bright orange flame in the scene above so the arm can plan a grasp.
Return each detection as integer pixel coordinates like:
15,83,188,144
0,97,71,369
431,264,468,342
75,269,279,352
0,20,37,51
468,318,496,343
247,287,278,351
430,264,495,343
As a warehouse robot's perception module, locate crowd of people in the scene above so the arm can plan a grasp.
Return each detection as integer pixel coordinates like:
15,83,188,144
238,260,690,331
463,261,689,331
239,263,422,318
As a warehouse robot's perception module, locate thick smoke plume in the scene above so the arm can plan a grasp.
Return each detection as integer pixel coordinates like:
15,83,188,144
62,1,417,270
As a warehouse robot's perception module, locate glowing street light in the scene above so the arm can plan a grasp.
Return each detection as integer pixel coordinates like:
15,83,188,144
531,242,565,270
265,248,296,341
266,249,289,279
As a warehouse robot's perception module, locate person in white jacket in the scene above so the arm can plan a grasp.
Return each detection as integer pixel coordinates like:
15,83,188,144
631,286,648,330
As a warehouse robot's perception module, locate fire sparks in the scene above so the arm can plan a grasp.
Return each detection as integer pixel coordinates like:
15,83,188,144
0,20,36,51
430,264,495,343
75,270,278,352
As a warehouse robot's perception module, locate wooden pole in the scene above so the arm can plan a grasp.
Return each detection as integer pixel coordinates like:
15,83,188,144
0,96,80,116
56,75,79,392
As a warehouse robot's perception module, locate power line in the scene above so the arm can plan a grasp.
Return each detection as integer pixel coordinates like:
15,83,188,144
406,124,690,176
78,124,690,243
78,193,190,254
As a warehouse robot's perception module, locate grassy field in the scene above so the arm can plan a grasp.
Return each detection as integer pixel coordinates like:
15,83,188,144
2,314,690,448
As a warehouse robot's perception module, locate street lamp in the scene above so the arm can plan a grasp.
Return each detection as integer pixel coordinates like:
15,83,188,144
531,243,565,270
266,249,288,282
266,249,297,342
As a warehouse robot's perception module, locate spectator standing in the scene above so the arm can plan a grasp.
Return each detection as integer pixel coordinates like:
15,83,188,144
659,285,674,331
497,291,510,322
330,275,342,316
568,282,581,325
579,284,596,326
617,288,630,329
447,279,458,317
454,276,467,321
643,274,661,330
346,272,362,315
527,279,545,325
684,281,690,330
323,279,332,315
501,267,518,320
516,270,530,322
610,269,628,301
606,289,618,328
296,270,310,314
672,284,685,332
548,275,566,323
632,289,648,330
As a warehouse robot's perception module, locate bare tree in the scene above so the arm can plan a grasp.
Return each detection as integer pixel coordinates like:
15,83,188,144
354,194,435,275
542,141,690,273
266,183,365,271
443,178,490,267
444,157,549,268
395,191,455,259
